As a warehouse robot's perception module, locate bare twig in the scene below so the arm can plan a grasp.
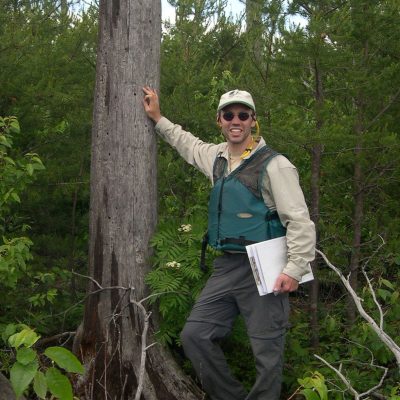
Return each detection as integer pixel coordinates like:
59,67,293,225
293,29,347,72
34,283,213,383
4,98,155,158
130,287,154,400
314,354,359,398
314,354,388,399
36,331,76,347
286,385,302,400
71,271,174,399
343,338,376,365
361,235,386,328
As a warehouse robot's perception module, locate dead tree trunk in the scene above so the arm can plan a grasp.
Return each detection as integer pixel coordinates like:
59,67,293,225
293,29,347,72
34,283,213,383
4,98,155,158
76,1,203,399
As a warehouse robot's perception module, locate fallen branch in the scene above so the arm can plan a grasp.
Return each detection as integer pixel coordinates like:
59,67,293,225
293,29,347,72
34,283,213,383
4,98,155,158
314,354,388,400
360,235,386,329
316,249,400,369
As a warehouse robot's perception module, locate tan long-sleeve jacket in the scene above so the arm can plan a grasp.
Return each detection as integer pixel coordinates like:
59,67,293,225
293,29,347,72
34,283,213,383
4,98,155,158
155,117,316,281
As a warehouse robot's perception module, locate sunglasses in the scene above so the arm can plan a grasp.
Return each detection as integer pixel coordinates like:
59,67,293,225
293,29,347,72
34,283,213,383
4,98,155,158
221,111,253,122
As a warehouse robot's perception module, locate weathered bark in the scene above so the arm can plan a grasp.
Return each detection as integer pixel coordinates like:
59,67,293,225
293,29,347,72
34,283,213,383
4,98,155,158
76,1,203,399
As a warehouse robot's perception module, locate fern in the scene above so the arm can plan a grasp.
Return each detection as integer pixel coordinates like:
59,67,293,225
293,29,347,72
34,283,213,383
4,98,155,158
146,216,212,344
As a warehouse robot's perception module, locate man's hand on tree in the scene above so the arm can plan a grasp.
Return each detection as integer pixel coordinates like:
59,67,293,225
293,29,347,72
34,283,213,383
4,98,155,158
142,86,162,123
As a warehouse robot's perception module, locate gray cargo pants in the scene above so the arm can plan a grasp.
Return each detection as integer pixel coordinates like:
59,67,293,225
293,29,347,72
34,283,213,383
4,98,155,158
180,253,289,400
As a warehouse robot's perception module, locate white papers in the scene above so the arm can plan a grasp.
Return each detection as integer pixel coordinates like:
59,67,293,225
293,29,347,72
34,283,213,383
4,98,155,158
246,236,314,296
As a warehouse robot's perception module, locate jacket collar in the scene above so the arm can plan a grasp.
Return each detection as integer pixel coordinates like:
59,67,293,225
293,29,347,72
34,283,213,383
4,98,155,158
219,137,267,160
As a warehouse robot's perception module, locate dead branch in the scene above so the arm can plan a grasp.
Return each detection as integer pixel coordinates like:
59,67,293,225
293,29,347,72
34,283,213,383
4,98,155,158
316,249,400,369
314,354,359,398
360,235,386,329
35,331,76,348
314,354,388,399
130,288,152,400
71,271,172,400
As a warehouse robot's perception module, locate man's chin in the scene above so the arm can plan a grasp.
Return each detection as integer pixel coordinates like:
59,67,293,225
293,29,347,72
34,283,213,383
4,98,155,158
228,136,248,145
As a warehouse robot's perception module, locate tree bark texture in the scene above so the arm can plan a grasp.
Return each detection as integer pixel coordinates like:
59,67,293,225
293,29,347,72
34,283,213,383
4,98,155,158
77,1,203,399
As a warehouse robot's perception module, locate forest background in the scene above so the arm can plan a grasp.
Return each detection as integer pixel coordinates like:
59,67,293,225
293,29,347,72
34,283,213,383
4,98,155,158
1,0,399,398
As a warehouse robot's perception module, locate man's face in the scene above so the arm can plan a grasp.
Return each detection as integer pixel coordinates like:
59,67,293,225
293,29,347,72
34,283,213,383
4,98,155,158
219,104,256,147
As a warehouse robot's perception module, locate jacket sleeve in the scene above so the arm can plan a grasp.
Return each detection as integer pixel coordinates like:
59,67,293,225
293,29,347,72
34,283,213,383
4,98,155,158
155,117,221,181
261,155,316,281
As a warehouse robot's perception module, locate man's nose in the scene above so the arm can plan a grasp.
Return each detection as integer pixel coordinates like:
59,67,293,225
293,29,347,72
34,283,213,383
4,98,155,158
231,115,242,123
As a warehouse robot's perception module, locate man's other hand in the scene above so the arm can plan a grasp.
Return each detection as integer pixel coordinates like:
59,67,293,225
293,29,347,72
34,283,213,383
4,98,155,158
273,273,299,294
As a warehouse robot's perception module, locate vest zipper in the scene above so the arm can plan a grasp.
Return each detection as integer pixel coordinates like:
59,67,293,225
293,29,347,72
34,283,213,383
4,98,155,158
216,176,226,247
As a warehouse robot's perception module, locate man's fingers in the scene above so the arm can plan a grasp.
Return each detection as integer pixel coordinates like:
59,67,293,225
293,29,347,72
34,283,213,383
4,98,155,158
273,277,283,294
142,86,157,96
273,274,299,294
142,86,162,123
142,88,158,107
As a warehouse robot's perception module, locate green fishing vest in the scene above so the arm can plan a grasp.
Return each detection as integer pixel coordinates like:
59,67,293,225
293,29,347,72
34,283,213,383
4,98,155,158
207,146,286,252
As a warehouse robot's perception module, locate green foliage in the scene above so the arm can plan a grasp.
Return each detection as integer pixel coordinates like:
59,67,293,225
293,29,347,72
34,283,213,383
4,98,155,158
0,115,74,332
283,274,400,398
146,219,257,389
146,218,212,345
44,346,84,375
295,371,400,400
0,116,45,225
0,236,33,288
1,0,400,398
10,358,39,399
1,324,83,400
46,367,73,400
7,326,40,349
152,1,400,397
0,0,95,339
0,115,44,297
297,371,328,400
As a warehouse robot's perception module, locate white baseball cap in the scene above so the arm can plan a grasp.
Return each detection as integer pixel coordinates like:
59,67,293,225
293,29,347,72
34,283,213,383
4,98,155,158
217,89,256,112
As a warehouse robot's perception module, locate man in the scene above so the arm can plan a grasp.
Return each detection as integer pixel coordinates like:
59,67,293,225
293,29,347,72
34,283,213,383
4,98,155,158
142,87,315,400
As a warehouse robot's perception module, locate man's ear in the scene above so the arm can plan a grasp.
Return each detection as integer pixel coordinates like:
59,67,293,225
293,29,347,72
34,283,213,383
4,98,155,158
216,113,221,127
251,113,257,127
